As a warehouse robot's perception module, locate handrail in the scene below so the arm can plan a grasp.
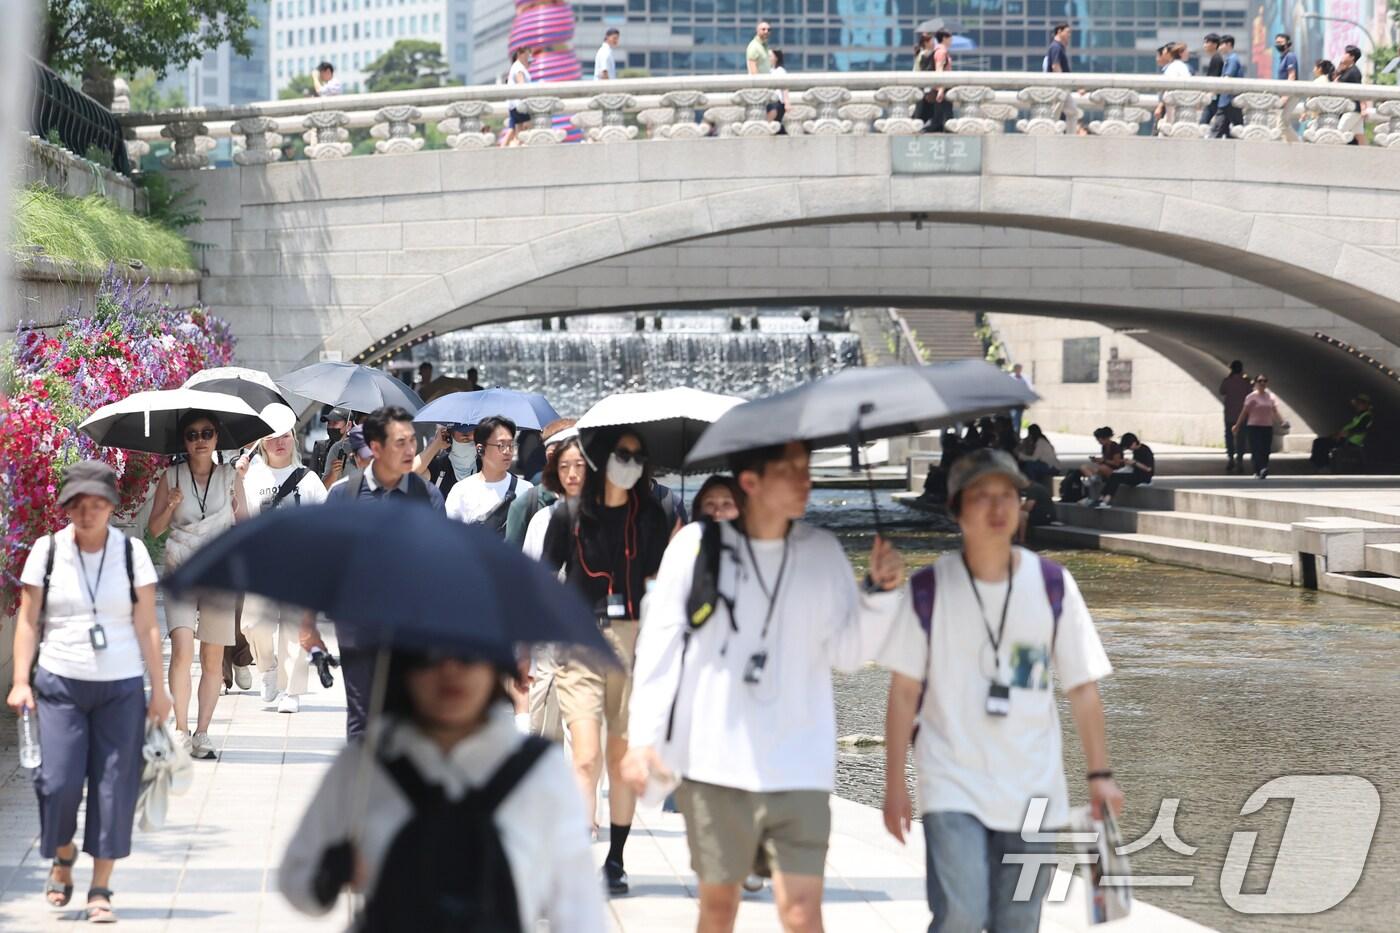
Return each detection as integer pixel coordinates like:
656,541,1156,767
886,310,925,366
31,59,132,175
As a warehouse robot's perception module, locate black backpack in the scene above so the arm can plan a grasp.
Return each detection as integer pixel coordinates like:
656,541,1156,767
362,736,551,933
33,531,137,679
1058,472,1086,504
665,519,739,741
481,475,520,537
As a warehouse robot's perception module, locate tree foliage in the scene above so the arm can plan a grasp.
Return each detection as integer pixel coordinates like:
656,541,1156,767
42,0,259,79
363,40,452,93
279,74,317,100
126,70,188,112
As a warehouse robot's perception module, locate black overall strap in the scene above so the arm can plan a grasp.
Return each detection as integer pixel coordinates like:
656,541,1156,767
380,755,447,810
473,736,551,810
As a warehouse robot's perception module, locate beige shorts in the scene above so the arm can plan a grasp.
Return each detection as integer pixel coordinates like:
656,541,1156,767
676,780,831,884
554,620,636,738
164,592,237,647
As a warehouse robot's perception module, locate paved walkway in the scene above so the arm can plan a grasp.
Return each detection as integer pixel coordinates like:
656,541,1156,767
0,645,1212,932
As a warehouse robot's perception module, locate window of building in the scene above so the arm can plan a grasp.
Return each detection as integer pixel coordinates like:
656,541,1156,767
320,26,326,42
353,22,360,38
388,18,395,35
331,25,337,41
1062,338,1100,384
433,12,441,31
456,13,467,30
276,1,284,17
455,43,467,58
277,60,285,77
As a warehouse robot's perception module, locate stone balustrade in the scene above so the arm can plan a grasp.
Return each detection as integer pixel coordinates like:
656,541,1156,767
117,71,1400,169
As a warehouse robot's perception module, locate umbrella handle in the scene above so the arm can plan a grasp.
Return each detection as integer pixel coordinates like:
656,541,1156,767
348,645,393,845
848,405,884,538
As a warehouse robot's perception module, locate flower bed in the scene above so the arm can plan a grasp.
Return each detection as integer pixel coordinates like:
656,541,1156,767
1,270,235,609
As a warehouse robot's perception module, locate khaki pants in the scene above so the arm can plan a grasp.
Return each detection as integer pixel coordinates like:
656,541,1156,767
554,620,637,738
241,596,310,697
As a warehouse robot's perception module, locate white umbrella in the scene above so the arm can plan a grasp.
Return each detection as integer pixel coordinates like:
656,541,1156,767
576,387,744,474
79,388,274,455
184,366,289,413
184,366,278,392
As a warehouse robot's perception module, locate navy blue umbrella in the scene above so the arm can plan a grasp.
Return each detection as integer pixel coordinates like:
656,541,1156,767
162,500,613,666
413,389,560,431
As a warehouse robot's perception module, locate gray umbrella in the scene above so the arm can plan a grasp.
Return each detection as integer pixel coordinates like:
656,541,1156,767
915,17,963,34
276,361,423,414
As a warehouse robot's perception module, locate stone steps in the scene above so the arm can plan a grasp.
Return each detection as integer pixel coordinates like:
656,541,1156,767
1365,542,1400,576
1036,523,1295,583
892,309,983,361
1057,502,1296,553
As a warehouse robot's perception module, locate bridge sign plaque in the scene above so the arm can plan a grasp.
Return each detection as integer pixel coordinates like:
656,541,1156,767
891,136,982,174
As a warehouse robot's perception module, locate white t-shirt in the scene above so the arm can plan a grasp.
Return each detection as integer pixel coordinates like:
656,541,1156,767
507,60,531,111
445,472,533,525
21,526,158,681
630,521,902,793
594,42,616,80
244,460,329,515
523,499,559,560
879,548,1111,831
1164,59,1193,79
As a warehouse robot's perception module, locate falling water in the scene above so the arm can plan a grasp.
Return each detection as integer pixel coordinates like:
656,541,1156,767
417,311,863,416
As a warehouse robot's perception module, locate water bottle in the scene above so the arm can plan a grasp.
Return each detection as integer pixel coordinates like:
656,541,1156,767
19,706,41,770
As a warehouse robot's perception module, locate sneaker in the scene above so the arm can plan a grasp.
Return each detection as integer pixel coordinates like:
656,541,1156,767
189,732,218,760
1095,500,1111,509
176,730,193,754
603,859,629,896
743,874,766,893
277,693,300,714
1260,468,1269,479
234,666,253,691
260,671,279,705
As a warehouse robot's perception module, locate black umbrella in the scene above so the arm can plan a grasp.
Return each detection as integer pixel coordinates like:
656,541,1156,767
277,361,424,414
79,388,275,455
162,500,613,665
685,360,1039,529
184,375,288,413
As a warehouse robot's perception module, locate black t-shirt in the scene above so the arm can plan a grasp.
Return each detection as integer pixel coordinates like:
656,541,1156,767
542,491,670,620
1337,65,1362,84
1023,482,1057,526
1131,444,1155,472
1205,52,1224,78
1045,39,1070,73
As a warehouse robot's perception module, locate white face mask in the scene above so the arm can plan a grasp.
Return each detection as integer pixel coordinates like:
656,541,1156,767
448,439,476,479
606,452,644,491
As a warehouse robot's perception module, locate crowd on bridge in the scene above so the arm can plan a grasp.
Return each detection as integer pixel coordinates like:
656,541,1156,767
7,356,1126,932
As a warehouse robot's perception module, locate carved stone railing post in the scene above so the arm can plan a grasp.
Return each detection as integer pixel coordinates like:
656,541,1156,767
637,108,675,139
303,111,353,158
123,135,151,168
588,93,639,143
1087,88,1141,136
729,88,781,136
1303,96,1357,145
440,101,496,149
231,117,284,165
372,106,424,153
874,86,923,135
1014,87,1068,135
1375,101,1400,149
657,91,708,139
518,97,567,145
1155,90,1212,138
159,119,210,169
801,87,853,135
945,86,1003,135
703,106,744,137
1229,92,1283,141
839,103,882,135
782,104,815,136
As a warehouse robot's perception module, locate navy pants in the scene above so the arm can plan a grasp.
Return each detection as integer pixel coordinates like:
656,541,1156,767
1246,425,1273,475
923,811,1053,933
33,668,146,860
341,646,375,741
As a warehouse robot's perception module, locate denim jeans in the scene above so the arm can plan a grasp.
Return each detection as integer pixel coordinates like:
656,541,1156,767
922,810,1054,933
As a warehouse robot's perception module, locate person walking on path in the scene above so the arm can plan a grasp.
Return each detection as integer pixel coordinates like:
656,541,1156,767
502,47,534,147
692,474,740,523
147,411,250,760
277,650,606,931
746,21,772,75
1275,33,1301,139
239,405,327,714
507,420,579,547
317,406,445,739
1200,33,1224,124
926,30,955,133
1219,360,1251,473
767,49,790,129
1211,35,1244,137
7,460,171,923
310,408,349,479
1233,374,1285,479
312,60,343,97
419,423,478,499
1043,23,1085,134
595,28,620,80
1009,363,1033,436
879,448,1121,933
542,428,672,896
445,415,534,536
622,440,906,932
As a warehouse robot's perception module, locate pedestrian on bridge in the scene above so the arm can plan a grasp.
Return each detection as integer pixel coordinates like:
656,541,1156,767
595,27,620,80
746,21,772,75
502,47,534,147
1232,374,1285,479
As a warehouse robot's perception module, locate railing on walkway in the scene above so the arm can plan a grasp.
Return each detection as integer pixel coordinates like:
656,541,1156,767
31,59,132,175
116,71,1400,169
885,310,925,366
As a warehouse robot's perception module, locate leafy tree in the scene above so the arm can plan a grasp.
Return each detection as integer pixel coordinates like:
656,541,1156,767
363,40,452,93
279,74,317,100
41,1,259,81
126,71,188,113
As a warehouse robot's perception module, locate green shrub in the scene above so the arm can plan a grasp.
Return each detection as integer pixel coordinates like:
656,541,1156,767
13,184,195,271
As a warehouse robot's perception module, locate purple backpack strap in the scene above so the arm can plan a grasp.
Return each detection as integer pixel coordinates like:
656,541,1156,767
909,565,937,742
1037,555,1066,650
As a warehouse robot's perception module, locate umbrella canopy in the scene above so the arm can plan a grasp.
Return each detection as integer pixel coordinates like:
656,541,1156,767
915,17,963,34
685,360,1039,468
576,387,744,473
79,388,275,455
413,389,560,432
276,361,423,414
162,500,614,666
184,366,288,413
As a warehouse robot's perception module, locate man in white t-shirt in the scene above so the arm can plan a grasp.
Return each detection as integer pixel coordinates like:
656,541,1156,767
594,28,620,80
880,448,1122,933
444,415,533,535
312,61,343,97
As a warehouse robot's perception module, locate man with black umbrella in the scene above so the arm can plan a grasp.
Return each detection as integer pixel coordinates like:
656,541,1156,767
622,440,905,932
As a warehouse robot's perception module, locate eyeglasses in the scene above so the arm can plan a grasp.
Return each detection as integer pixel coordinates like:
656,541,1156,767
184,428,216,442
483,441,516,454
613,448,647,465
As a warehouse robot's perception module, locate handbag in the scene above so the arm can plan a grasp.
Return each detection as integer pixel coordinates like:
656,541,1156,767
135,720,193,831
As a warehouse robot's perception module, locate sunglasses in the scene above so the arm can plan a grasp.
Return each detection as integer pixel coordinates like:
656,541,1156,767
184,428,217,442
613,448,647,465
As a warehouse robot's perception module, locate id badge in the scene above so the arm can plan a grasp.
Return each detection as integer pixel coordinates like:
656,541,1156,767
606,593,627,619
985,682,1010,717
90,623,108,652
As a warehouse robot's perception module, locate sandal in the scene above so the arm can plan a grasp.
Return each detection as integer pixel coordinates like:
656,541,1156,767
44,849,76,908
86,887,117,924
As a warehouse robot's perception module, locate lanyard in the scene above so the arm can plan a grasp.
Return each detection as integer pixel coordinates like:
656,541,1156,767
188,462,212,517
742,527,790,641
961,553,1014,672
575,494,639,615
76,530,111,618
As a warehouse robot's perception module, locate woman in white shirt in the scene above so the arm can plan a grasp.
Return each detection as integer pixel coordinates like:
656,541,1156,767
766,49,789,129
7,460,170,923
278,650,605,931
501,46,534,147
239,404,327,714
1163,41,1193,78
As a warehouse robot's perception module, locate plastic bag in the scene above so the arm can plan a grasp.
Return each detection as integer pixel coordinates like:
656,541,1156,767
135,720,193,831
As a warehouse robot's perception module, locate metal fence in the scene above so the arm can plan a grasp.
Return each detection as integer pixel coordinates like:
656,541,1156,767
30,59,131,176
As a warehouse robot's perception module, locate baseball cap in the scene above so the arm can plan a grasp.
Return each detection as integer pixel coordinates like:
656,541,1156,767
57,460,121,507
260,403,297,437
323,408,351,424
946,448,1028,505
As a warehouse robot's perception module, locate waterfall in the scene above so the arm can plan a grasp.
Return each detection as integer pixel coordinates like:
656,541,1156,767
417,312,862,417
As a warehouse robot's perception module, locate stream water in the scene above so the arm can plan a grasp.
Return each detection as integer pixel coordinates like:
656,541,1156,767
810,489,1400,932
